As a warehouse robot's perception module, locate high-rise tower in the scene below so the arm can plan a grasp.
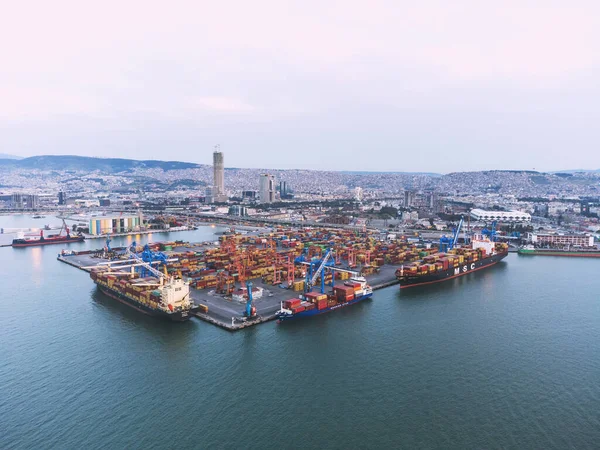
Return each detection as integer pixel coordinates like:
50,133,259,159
259,174,276,204
213,145,226,202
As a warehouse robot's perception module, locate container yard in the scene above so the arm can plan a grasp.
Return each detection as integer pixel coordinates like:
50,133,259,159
57,225,499,330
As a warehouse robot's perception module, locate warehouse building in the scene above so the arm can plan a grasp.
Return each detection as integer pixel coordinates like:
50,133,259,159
89,213,143,235
470,209,531,223
530,233,594,248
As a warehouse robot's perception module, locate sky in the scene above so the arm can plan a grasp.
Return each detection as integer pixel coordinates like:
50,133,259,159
1,0,600,173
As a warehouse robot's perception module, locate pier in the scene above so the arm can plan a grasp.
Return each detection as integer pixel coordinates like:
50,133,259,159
57,244,402,331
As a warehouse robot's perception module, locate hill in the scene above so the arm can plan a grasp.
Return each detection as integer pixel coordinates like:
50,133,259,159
0,155,200,171
0,153,23,160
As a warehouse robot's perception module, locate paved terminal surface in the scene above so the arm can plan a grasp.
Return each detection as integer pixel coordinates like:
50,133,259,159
190,280,301,330
58,245,402,331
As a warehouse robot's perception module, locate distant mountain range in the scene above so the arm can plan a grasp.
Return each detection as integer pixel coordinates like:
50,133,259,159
341,170,442,176
0,155,201,171
552,169,600,174
0,154,598,175
0,153,23,160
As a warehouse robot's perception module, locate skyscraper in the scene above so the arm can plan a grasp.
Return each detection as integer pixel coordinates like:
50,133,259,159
259,174,276,204
404,190,415,207
213,146,226,202
58,191,67,205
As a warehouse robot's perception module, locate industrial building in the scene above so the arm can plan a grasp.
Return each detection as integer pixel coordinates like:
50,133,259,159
530,233,594,248
228,205,248,216
470,209,531,223
11,193,23,209
205,186,214,204
10,193,39,209
242,190,257,201
25,194,39,209
89,213,143,235
213,147,227,202
74,199,100,207
280,182,294,200
259,174,276,204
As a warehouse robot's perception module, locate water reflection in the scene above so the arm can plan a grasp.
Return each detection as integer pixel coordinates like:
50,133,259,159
31,247,42,269
90,288,198,344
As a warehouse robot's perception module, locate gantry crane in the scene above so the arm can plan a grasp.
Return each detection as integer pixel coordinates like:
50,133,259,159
244,281,257,319
481,221,498,242
216,271,235,295
439,216,464,252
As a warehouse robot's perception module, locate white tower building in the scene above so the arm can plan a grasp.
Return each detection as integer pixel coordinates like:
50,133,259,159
259,174,276,204
213,146,226,202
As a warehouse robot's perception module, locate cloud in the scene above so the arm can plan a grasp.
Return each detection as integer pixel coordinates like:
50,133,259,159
1,0,600,170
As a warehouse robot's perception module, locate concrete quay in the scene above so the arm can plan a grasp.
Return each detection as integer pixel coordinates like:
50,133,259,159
57,246,402,331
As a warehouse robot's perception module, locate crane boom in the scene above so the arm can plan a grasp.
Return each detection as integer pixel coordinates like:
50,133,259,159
310,250,333,286
452,216,464,248
131,252,165,279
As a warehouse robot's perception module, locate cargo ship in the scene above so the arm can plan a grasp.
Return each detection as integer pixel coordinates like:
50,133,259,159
518,245,600,257
276,277,373,321
12,220,84,247
395,235,509,288
90,266,198,321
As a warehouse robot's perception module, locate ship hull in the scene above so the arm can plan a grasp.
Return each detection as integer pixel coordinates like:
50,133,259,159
518,249,600,257
97,285,194,322
12,236,85,247
398,252,507,288
277,292,373,322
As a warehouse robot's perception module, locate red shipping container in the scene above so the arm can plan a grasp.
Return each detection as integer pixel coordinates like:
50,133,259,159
316,299,327,310
334,285,354,294
291,305,305,313
284,298,302,309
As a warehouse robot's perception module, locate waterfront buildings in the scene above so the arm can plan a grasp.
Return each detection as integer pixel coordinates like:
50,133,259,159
10,193,39,209
530,233,594,248
88,213,143,235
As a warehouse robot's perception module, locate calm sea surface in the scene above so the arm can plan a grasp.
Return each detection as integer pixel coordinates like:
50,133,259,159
1,214,599,449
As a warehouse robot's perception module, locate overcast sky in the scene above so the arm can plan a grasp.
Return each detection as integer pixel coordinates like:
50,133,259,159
1,1,599,173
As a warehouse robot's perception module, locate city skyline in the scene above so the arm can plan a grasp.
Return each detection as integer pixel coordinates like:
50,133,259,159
2,1,600,172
